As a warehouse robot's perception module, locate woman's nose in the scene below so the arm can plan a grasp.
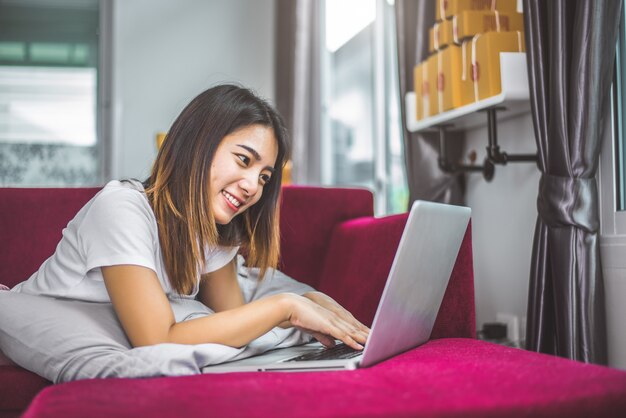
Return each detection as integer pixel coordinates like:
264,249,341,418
238,173,258,197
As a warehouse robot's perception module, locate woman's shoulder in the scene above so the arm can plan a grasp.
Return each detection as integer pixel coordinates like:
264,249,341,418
83,179,153,222
75,179,157,243
101,179,145,196
95,180,149,205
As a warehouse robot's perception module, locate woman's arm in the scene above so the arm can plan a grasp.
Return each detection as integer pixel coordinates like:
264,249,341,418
198,263,371,342
198,258,244,312
102,265,367,349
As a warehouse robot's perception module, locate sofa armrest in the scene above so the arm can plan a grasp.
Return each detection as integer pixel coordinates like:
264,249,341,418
316,213,476,339
431,221,475,339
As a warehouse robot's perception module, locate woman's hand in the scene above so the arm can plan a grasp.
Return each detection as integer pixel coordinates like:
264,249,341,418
283,293,369,350
302,291,371,338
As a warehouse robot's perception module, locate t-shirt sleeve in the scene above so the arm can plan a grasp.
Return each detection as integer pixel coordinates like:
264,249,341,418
78,188,158,273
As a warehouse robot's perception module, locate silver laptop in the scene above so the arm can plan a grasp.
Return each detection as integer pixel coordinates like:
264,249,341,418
204,200,471,373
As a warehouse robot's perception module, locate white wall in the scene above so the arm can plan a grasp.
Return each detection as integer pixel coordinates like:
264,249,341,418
602,265,626,369
111,0,275,180
599,106,626,370
466,111,626,369
464,112,539,344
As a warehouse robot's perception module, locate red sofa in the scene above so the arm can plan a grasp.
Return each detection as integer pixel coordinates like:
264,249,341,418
1,186,626,418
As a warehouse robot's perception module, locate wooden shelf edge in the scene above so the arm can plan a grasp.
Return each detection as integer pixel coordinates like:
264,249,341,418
406,52,530,133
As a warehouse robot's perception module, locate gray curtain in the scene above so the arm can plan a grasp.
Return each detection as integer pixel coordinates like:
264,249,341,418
524,0,622,364
395,0,465,206
275,0,321,185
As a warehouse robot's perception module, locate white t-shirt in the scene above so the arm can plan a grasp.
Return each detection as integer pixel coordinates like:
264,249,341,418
12,180,239,302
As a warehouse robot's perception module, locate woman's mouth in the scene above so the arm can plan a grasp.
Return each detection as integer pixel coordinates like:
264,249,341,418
222,190,242,211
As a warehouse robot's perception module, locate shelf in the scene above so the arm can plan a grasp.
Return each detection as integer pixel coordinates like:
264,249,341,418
405,52,530,132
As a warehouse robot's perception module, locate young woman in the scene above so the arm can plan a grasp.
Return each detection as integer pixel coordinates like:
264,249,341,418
12,85,369,351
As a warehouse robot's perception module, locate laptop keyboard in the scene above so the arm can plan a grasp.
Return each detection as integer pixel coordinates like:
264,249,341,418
284,343,363,362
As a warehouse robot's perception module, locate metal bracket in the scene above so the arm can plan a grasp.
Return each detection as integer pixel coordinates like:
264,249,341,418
437,123,494,181
436,107,538,182
483,107,538,165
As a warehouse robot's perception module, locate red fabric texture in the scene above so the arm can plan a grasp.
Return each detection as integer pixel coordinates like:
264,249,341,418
0,366,49,416
0,188,100,288
278,186,374,289
22,339,626,418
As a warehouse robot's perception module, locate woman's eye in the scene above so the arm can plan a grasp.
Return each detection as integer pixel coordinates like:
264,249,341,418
236,154,250,165
259,174,271,185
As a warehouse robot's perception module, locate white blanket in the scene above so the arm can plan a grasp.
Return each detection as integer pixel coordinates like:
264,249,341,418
0,256,315,383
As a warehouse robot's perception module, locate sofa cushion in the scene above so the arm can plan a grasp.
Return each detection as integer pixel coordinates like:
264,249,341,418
316,214,475,338
22,338,626,418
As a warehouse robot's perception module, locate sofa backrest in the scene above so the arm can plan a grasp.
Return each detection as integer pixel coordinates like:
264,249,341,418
279,186,374,289
0,188,100,288
0,186,374,290
317,213,476,338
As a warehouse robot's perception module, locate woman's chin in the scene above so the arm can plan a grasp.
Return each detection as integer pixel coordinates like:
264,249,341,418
213,201,237,224
214,210,237,225
214,216,232,225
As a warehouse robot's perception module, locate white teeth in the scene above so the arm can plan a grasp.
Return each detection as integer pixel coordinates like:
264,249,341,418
222,191,241,207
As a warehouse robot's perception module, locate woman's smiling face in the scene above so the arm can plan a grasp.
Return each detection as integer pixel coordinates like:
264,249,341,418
210,124,278,225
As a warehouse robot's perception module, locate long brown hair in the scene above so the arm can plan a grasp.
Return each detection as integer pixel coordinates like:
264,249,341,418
143,85,290,295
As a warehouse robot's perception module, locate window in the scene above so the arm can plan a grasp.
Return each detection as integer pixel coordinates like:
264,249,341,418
0,0,109,186
321,0,408,215
614,5,626,211
599,1,626,236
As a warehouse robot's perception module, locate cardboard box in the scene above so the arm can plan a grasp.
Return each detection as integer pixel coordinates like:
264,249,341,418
414,63,424,120
436,45,464,112
414,60,434,120
429,21,452,52
460,40,473,106
461,31,526,103
427,53,440,117
449,11,524,45
436,0,518,21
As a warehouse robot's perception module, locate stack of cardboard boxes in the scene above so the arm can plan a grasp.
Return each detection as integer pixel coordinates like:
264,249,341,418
414,0,526,121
